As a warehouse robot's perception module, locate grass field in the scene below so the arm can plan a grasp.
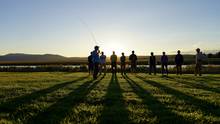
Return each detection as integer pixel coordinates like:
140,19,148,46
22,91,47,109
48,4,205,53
0,72,219,124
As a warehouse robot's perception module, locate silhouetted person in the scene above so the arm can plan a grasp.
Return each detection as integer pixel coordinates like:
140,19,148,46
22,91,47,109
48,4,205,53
195,48,204,76
120,52,126,74
88,52,93,75
100,52,106,75
175,50,184,75
92,46,100,79
129,51,137,73
161,52,168,76
149,52,156,75
110,51,117,74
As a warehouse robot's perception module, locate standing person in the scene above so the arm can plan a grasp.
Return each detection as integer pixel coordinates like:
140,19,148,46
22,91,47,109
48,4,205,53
88,52,93,75
120,52,126,74
175,50,184,75
110,51,117,75
195,48,204,76
161,52,168,76
100,52,106,75
92,46,100,79
149,52,156,75
129,51,137,73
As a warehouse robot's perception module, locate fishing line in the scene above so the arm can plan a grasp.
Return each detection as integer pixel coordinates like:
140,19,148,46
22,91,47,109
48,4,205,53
78,17,99,45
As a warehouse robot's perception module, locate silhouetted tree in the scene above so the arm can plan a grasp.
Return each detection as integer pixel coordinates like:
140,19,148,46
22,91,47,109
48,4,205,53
208,53,213,58
217,52,220,58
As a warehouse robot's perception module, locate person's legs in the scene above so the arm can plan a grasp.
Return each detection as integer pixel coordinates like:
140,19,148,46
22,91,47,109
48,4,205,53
161,64,164,75
165,64,168,75
198,63,202,76
132,65,135,73
100,64,105,74
99,64,103,75
123,64,126,74
176,65,179,75
93,63,99,79
195,64,198,76
134,63,137,73
103,64,106,74
114,62,117,74
111,62,114,74
121,64,123,74
130,64,133,73
179,65,182,75
131,62,136,73
195,63,201,76
112,62,116,74
96,63,99,78
149,65,152,75
153,65,156,75
121,64,125,74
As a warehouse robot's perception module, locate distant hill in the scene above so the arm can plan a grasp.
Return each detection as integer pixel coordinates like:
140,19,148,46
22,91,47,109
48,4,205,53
0,53,87,62
0,53,67,62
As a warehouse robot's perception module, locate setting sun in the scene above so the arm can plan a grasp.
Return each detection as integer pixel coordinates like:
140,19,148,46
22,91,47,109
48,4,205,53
100,41,127,56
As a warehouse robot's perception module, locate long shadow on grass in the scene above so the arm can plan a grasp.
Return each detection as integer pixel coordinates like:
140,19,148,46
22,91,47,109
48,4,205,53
99,74,129,124
136,75,220,117
0,75,89,113
165,76,220,94
123,74,193,124
27,74,105,124
185,75,220,82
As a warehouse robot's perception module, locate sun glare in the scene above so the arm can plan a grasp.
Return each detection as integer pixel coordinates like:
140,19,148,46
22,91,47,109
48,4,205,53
100,41,125,57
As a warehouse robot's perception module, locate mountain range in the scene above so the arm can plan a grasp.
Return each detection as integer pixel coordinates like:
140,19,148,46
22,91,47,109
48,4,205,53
0,53,86,62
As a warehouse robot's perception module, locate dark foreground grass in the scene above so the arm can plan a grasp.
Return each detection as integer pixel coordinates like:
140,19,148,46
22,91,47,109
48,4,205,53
0,72,219,124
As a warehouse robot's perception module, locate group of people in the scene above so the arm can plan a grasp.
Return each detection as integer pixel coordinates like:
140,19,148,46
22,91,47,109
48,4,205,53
88,46,137,79
147,51,183,76
88,46,205,79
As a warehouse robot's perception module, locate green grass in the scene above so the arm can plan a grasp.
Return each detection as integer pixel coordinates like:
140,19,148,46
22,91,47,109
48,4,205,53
0,72,219,124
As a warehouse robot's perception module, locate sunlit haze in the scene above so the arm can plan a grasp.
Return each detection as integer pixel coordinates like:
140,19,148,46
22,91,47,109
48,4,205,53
0,0,220,57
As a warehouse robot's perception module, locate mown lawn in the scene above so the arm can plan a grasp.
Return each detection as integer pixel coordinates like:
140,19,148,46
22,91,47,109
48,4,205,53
0,72,219,124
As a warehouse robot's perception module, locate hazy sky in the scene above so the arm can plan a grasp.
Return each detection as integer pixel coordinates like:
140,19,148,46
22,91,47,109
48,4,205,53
0,0,220,57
